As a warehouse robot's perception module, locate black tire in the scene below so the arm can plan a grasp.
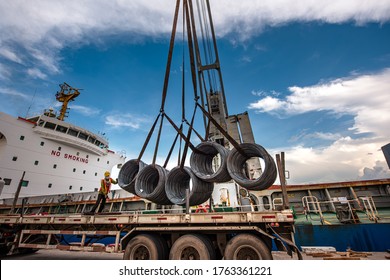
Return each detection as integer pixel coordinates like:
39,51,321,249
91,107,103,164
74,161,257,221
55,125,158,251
169,234,215,260
224,234,273,260
123,234,165,260
0,246,11,257
153,234,169,260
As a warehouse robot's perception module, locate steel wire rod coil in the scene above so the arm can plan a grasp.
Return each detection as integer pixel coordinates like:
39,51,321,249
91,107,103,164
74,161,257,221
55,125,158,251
190,142,231,183
165,166,214,206
118,159,146,194
227,143,277,190
135,164,172,205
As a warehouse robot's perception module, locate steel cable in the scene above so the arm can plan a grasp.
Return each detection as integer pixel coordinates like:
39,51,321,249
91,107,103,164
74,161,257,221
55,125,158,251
118,159,146,195
190,142,231,182
135,164,172,205
227,143,277,190
165,166,214,206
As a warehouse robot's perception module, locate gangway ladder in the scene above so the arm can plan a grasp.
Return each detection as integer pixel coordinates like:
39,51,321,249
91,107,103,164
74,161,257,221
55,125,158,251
360,196,380,222
302,196,325,225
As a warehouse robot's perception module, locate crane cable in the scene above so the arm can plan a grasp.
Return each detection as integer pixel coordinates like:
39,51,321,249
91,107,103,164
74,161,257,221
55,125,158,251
137,0,181,164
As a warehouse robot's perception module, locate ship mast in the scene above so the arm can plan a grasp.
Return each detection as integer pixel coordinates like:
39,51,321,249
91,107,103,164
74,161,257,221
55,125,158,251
55,82,81,121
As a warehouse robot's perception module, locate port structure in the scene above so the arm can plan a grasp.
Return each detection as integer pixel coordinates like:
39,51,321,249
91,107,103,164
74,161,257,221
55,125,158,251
137,0,262,179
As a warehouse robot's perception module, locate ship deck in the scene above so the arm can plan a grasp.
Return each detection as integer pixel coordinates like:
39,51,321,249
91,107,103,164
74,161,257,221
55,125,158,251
292,208,390,252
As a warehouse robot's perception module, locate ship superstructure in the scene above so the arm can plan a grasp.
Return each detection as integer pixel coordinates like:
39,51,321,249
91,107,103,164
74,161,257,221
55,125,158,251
0,83,126,199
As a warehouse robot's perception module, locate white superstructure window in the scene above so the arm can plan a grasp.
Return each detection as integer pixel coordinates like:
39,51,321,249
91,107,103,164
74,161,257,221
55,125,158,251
80,187,83,191
3,178,11,185
48,183,52,188
78,132,88,140
20,135,25,140
73,168,76,172
40,141,44,146
69,185,72,190
53,164,57,169
44,122,56,130
68,129,78,137
34,160,39,165
83,170,86,174
12,156,17,161
56,125,67,133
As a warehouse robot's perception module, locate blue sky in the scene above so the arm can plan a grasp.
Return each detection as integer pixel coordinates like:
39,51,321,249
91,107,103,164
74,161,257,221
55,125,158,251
1,0,390,184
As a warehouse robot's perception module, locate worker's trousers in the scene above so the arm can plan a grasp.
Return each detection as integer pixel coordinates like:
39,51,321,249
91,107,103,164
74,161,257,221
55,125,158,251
90,193,107,213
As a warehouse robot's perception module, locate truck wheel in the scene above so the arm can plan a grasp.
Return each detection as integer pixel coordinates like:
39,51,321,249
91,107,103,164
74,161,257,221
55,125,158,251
224,234,273,260
0,246,11,257
154,234,169,260
123,234,164,260
169,234,215,260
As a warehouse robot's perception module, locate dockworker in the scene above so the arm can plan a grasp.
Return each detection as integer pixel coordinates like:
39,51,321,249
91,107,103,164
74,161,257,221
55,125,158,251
88,171,117,214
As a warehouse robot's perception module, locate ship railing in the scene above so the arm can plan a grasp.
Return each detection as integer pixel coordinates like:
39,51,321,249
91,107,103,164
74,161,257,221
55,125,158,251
301,195,380,224
322,196,379,223
359,196,380,222
302,196,325,224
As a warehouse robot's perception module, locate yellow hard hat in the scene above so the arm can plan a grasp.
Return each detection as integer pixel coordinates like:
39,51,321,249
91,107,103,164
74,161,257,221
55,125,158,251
104,171,110,177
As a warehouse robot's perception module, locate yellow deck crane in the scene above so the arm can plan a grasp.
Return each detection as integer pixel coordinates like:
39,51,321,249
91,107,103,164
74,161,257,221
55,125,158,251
55,82,81,121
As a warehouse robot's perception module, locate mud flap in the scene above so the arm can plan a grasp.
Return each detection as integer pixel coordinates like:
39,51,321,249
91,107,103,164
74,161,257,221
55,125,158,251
267,226,303,260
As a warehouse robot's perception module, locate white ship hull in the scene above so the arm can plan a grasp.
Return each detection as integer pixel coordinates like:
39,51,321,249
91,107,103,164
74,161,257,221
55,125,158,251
0,111,126,199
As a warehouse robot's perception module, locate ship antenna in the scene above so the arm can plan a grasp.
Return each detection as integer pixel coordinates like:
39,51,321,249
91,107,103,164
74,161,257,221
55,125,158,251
56,82,82,121
25,88,37,118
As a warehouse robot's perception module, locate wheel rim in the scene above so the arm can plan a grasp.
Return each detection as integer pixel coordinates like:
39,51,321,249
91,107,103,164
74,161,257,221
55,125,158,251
234,245,261,260
131,245,150,260
180,246,200,260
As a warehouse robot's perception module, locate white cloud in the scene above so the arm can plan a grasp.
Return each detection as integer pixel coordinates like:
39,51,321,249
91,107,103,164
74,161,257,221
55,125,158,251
249,96,285,113
68,105,101,117
210,0,390,39
249,69,390,139
0,0,389,79
255,69,390,183
28,48,60,74
0,47,22,64
0,63,11,80
272,138,390,184
27,68,47,80
360,161,390,180
0,87,29,99
105,114,151,130
291,131,343,143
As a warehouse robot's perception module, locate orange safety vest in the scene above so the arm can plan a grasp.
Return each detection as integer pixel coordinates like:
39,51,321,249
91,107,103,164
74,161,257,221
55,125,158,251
99,178,117,195
195,205,208,213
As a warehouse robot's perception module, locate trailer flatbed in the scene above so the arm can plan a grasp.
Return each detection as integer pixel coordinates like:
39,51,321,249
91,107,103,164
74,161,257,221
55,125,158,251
0,210,301,260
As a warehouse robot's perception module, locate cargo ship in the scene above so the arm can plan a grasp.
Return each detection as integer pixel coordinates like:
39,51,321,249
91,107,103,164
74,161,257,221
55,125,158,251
0,83,126,200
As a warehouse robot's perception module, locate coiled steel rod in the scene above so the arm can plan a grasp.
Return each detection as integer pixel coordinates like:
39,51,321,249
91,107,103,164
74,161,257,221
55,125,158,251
118,159,146,194
135,164,172,205
227,143,277,190
165,166,214,206
190,142,231,182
